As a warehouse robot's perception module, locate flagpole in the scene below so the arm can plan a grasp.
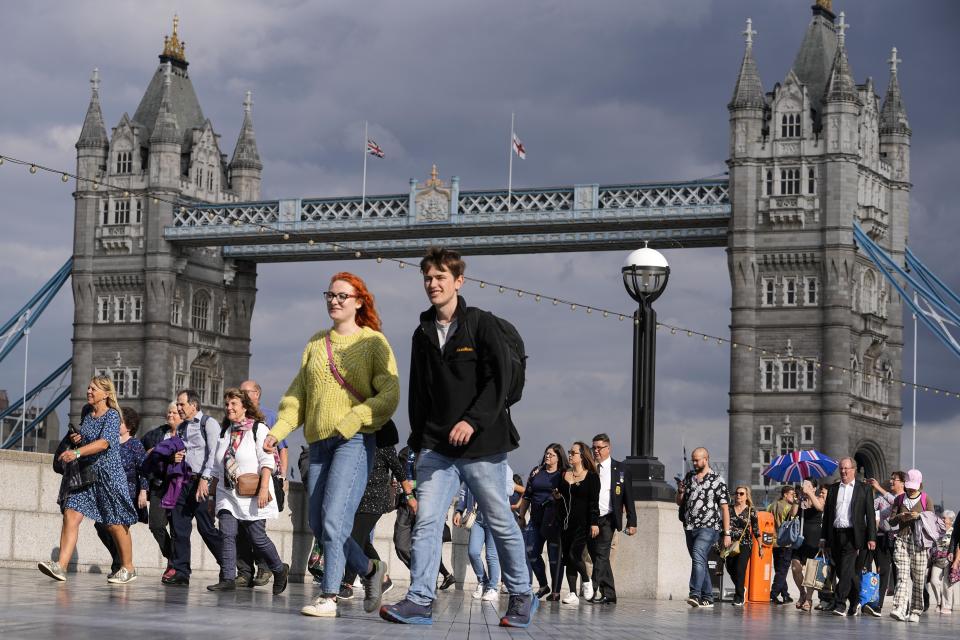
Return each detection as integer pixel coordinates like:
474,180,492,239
507,112,514,212
361,120,369,218
20,309,30,451
912,292,917,469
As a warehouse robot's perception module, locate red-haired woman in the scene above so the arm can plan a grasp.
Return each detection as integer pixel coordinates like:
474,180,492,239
265,272,400,619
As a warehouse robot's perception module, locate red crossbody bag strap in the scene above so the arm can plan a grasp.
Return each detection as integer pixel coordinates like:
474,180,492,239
325,335,367,403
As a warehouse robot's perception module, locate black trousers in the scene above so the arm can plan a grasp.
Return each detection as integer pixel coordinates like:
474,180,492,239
830,528,869,610
343,511,382,585
875,537,893,609
724,547,751,600
393,503,450,577
772,547,792,599
587,516,616,598
170,477,223,577
148,490,173,561
93,522,122,574
561,524,589,592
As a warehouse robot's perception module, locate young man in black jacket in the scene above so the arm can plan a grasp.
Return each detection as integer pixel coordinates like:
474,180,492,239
381,247,537,628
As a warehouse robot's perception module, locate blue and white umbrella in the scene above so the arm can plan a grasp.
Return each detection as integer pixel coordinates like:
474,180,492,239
762,449,838,483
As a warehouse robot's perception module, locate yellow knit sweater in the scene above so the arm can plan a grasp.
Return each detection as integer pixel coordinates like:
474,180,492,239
268,326,400,444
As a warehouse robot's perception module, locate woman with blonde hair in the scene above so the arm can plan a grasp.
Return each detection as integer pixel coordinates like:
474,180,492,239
724,485,759,606
265,272,400,618
39,376,138,583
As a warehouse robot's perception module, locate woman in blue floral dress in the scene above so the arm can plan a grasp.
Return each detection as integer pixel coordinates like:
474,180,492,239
38,376,139,584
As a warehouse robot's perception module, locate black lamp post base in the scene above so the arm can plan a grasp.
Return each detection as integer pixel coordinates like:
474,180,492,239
623,455,675,502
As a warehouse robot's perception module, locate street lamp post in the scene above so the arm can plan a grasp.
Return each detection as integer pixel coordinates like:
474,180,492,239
621,244,674,501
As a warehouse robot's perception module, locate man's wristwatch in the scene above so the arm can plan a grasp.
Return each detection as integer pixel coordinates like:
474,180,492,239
201,475,212,482
723,530,731,536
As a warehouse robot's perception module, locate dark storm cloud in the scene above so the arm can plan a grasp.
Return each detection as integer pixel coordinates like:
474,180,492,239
0,1,957,501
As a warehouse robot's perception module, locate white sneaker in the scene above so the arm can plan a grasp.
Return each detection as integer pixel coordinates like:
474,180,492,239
107,568,138,584
562,592,580,605
481,588,499,601
38,561,67,582
582,581,594,601
301,596,339,617
908,611,921,623
472,584,485,599
889,609,907,622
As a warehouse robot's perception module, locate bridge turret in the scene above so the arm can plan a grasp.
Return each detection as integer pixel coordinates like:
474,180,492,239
148,62,182,188
76,68,109,182
728,18,765,160
229,91,263,201
880,47,910,185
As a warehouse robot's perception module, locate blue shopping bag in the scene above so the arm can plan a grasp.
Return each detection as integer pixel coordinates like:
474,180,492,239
859,561,880,607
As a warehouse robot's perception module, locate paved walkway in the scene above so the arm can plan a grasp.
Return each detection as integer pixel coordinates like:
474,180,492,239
0,568,957,639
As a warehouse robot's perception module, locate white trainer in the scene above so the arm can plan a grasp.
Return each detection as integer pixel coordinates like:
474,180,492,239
472,584,485,599
301,596,339,618
581,581,594,601
107,568,138,584
907,611,921,623
562,592,580,605
481,588,499,601
889,609,907,622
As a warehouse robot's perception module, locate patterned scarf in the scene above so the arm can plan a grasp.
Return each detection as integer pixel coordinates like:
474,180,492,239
223,418,254,488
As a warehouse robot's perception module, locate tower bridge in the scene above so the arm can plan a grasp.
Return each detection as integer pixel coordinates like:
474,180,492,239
63,1,910,491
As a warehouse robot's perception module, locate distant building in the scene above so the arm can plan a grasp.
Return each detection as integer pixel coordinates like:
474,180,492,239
0,389,61,453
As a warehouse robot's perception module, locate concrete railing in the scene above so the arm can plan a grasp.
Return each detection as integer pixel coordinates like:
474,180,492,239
0,450,690,598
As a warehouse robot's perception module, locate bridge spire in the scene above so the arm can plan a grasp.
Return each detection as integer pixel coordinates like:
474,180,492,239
230,89,262,171
160,14,188,68
729,18,764,110
880,47,910,135
149,62,181,144
77,68,108,149
824,12,859,104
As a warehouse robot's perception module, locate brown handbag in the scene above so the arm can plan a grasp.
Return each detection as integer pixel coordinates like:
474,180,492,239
236,473,261,497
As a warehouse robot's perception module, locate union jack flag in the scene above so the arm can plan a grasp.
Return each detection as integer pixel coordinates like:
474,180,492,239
367,139,384,158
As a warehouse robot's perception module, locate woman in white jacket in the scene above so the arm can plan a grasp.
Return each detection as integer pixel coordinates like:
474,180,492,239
207,388,289,594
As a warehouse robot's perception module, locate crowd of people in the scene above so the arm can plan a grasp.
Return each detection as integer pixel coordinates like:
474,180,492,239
33,245,959,630
676,448,960,622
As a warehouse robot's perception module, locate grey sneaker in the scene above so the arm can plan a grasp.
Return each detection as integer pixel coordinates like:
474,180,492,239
38,561,66,582
107,567,138,584
362,559,388,613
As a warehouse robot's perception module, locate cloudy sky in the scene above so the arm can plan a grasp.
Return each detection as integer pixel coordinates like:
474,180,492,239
1,1,958,504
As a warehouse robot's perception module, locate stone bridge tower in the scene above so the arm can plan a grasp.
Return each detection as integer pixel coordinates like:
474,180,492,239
70,18,262,425
727,2,910,491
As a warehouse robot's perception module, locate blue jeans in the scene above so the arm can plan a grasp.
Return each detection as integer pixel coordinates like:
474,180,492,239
407,450,531,605
307,433,376,594
685,527,719,601
468,516,500,589
524,505,560,590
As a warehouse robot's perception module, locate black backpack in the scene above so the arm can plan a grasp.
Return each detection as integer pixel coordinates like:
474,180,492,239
482,311,527,407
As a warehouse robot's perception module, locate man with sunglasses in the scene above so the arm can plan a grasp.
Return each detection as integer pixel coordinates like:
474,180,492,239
585,433,636,604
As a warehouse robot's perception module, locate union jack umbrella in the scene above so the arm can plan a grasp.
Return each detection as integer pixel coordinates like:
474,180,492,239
762,449,838,483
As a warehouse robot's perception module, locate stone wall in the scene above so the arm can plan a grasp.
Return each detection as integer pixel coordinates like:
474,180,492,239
0,451,691,598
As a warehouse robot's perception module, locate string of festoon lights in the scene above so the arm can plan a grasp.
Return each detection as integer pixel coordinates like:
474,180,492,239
4,151,959,399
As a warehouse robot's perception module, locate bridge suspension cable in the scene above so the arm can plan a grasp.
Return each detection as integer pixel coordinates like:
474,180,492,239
0,258,72,364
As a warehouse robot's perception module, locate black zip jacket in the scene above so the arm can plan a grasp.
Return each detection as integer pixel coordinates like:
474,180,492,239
408,296,519,459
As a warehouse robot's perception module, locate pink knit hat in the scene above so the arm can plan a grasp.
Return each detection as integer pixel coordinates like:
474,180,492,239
905,469,922,491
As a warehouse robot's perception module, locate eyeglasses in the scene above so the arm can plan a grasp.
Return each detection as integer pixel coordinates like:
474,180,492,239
544,452,557,458
592,444,609,451
324,292,357,303
568,450,581,456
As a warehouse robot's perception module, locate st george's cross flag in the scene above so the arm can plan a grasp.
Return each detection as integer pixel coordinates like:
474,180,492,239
512,133,526,159
367,139,385,158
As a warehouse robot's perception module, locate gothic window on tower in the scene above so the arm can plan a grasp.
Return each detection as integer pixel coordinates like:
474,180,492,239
206,167,214,191
101,200,110,225
128,369,140,397
97,296,110,323
759,425,773,444
190,367,208,405
113,369,126,397
784,277,797,306
113,296,127,323
805,361,816,390
805,277,818,305
191,291,210,330
760,448,773,466
861,269,878,314
777,433,797,457
171,298,182,326
765,170,773,196
781,360,799,391
780,113,801,138
131,296,142,322
761,360,776,391
761,277,776,306
135,199,143,224
174,372,186,396
115,200,130,225
115,151,132,174
218,307,229,335
807,167,816,194
780,168,801,195
801,425,814,444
